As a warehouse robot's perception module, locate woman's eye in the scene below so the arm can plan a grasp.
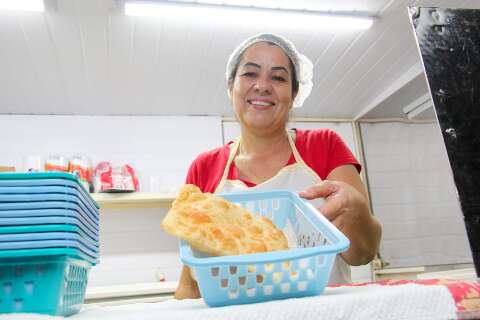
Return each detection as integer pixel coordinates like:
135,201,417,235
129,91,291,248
272,76,287,82
241,72,256,78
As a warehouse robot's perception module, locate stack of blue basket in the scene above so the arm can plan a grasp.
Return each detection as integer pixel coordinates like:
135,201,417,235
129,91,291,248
0,172,99,316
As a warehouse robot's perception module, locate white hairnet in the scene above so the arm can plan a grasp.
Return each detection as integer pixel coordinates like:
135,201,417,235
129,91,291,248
225,33,313,108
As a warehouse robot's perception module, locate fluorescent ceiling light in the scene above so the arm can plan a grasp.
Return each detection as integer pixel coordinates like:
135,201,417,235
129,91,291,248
168,0,367,12
0,0,44,12
125,1,373,30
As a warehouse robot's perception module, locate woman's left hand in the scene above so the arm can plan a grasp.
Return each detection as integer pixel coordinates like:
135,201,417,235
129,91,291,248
299,180,364,233
299,165,382,266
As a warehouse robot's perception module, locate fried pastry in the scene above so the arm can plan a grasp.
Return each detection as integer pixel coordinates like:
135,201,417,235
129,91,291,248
161,184,288,256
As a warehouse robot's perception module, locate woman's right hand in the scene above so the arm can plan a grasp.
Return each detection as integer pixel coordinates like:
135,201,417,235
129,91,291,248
174,265,201,299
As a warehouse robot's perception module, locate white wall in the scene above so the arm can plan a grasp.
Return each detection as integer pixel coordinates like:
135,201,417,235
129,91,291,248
360,122,473,268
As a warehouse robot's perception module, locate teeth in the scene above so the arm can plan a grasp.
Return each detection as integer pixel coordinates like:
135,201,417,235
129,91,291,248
250,100,273,106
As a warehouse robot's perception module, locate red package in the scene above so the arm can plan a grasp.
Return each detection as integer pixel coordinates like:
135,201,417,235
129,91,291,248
69,156,93,192
94,162,139,193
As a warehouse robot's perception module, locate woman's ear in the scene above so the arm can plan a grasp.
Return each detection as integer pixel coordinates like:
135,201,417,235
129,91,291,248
227,81,233,100
290,89,298,109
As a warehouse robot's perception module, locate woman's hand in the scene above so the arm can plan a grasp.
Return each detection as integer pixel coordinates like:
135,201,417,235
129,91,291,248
299,180,363,232
299,165,382,266
174,266,201,299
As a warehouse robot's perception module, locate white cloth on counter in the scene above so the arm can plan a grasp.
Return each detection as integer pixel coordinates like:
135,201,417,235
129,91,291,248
0,282,457,320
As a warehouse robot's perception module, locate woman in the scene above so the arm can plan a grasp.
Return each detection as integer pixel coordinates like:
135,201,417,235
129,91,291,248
175,33,382,299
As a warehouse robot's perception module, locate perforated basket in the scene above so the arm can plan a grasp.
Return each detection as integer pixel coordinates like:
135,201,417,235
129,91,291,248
179,189,350,307
0,250,92,316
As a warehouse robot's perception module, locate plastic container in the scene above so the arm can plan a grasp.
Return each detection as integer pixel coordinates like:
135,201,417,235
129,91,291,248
44,155,69,173
179,189,350,307
0,173,98,316
0,249,93,316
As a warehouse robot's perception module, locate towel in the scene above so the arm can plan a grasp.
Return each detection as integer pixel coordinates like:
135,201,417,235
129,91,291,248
0,282,458,320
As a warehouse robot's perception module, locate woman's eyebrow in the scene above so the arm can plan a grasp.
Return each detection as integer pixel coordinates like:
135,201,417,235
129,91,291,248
242,62,289,75
272,66,289,74
242,62,261,69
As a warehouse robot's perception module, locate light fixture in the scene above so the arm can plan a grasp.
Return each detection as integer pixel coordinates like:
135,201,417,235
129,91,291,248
0,0,44,12
124,1,374,30
403,93,433,119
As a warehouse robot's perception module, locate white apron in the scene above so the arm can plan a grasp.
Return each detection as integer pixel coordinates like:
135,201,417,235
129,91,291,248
214,130,351,284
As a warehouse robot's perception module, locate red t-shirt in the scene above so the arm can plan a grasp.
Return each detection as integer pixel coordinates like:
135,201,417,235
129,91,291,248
186,129,361,193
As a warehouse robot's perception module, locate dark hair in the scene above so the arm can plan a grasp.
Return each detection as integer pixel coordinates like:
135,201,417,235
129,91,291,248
228,42,299,96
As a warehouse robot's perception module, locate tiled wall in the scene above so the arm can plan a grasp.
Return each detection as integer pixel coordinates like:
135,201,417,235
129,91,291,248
0,115,373,285
360,122,473,268
0,115,222,286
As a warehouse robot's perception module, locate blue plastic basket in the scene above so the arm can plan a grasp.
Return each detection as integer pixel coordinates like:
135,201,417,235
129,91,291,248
179,189,350,307
0,250,93,316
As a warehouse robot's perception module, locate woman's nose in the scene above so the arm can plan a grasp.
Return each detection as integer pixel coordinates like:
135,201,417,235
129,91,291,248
253,76,272,94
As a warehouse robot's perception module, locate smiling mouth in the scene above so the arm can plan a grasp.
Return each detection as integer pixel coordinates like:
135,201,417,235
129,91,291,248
247,100,275,108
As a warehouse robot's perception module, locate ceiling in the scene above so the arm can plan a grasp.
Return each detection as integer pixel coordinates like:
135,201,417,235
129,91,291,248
0,0,478,119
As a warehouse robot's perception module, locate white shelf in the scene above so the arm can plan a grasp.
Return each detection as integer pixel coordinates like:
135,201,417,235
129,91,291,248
85,281,178,300
84,295,174,307
91,192,176,209
416,268,479,281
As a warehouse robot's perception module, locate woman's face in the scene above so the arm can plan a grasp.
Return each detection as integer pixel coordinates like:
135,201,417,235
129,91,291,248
229,42,295,134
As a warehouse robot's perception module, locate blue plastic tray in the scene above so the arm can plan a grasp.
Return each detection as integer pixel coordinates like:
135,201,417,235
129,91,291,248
0,225,97,248
0,187,99,220
0,208,98,232
0,239,98,260
0,247,97,264
0,201,98,223
0,172,98,207
0,215,99,241
0,224,99,247
0,232,98,249
0,194,98,222
180,189,350,307
0,224,80,234
0,177,98,209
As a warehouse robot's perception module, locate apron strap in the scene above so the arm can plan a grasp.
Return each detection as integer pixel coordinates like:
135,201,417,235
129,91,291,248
286,129,322,182
214,138,240,193
286,129,305,165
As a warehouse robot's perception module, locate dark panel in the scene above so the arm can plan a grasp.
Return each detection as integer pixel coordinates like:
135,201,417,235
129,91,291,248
409,7,480,277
